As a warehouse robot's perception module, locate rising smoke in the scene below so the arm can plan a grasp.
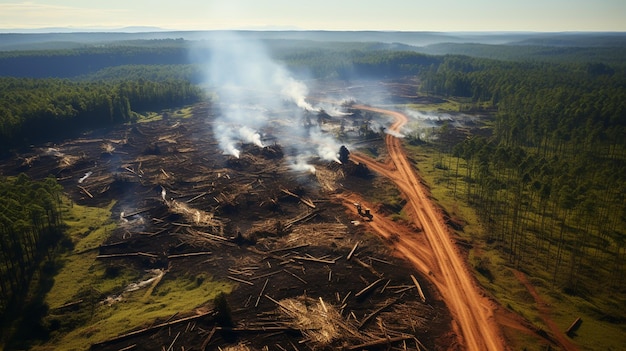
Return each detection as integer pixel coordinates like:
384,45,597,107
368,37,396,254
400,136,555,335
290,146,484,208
199,31,345,171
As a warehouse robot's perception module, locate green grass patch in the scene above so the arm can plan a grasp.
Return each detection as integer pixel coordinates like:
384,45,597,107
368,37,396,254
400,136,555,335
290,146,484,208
541,291,626,351
35,199,234,351
45,199,117,308
406,99,461,112
38,274,232,351
135,106,195,123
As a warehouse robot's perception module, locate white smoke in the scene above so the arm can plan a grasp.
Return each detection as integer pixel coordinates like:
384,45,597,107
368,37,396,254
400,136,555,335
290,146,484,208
385,129,405,138
200,31,347,165
288,155,317,174
279,73,319,112
325,108,352,118
310,128,342,164
239,125,263,148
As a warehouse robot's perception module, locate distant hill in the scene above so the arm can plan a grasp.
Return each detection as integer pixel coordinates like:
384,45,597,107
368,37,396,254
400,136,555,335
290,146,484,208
0,30,624,78
0,30,607,51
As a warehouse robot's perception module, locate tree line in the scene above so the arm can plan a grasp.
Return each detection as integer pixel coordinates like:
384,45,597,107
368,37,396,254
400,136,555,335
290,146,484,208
0,45,191,78
422,55,625,303
0,76,204,154
0,174,64,323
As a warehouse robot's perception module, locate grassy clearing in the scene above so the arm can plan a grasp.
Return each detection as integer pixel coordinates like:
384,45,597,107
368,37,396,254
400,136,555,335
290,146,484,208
45,200,117,308
406,99,461,112
34,199,233,351
39,275,232,351
135,106,194,123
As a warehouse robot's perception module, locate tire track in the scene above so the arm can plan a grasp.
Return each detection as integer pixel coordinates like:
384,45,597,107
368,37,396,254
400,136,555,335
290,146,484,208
349,105,506,351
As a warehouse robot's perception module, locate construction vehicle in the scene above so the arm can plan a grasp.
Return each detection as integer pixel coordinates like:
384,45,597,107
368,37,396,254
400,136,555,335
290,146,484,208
354,202,373,221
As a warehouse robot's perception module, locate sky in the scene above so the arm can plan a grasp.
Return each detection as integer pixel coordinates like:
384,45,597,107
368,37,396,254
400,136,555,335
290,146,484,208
0,0,624,32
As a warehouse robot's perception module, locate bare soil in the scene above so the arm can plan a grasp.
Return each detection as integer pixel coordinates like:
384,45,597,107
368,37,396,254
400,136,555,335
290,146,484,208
1,103,454,350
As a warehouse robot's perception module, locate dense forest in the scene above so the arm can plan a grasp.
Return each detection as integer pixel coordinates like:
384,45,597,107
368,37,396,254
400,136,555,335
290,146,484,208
418,55,626,312
0,33,625,346
0,175,64,326
0,76,204,154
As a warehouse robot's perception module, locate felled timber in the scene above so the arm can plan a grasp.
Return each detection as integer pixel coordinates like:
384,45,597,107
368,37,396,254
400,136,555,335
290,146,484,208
346,242,359,261
200,326,216,351
227,275,255,286
267,244,310,254
96,252,158,259
346,335,414,350
280,188,316,209
355,278,384,298
566,317,582,336
53,299,83,311
354,257,381,277
255,279,269,307
121,208,153,219
90,310,214,348
410,275,426,303
77,185,93,198
284,209,322,230
358,298,400,329
167,251,212,259
292,256,336,264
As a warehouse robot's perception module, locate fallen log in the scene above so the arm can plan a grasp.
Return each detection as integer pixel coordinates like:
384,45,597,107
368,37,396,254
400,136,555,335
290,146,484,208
410,275,426,303
96,252,158,259
227,275,254,286
167,252,212,259
280,188,316,209
292,256,336,264
121,208,153,218
367,256,392,265
216,326,299,332
188,229,230,242
246,247,294,265
53,299,83,311
77,185,93,198
566,317,582,336
355,278,384,298
200,326,216,351
123,166,142,178
354,257,381,277
358,298,400,329
264,294,300,316
186,192,207,203
347,242,359,261
284,209,322,229
283,269,307,284
255,279,269,307
249,270,282,281
347,335,414,350
267,243,310,254
91,310,213,348
166,331,180,351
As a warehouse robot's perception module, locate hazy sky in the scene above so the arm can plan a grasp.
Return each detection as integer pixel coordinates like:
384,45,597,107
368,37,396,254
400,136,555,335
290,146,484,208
0,0,624,32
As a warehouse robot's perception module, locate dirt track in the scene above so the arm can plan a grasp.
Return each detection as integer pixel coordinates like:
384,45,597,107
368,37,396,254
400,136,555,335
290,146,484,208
347,105,506,351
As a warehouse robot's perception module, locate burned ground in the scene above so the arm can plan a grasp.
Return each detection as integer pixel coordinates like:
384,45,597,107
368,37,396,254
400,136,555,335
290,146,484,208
1,102,453,350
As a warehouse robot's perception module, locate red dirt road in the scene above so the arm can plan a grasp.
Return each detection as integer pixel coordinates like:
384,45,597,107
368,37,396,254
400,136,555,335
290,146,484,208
347,105,507,351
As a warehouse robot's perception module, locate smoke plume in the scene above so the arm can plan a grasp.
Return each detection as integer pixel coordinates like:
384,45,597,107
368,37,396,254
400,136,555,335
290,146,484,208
200,31,345,165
